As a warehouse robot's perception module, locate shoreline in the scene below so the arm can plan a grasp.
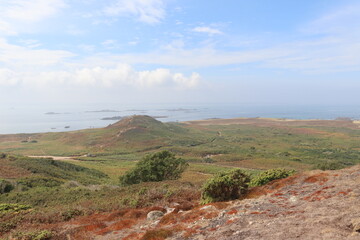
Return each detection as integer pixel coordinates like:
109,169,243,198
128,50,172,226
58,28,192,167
1,116,359,136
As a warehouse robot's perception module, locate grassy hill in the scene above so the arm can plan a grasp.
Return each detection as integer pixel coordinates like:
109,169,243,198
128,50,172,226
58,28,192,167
1,115,360,173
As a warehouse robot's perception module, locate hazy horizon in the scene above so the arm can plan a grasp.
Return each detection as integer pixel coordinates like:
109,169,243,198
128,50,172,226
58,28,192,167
1,0,360,109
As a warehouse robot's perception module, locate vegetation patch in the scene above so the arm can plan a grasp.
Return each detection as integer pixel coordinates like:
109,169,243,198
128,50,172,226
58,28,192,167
200,169,250,204
11,230,52,240
11,157,108,185
17,177,64,189
120,151,188,186
0,203,32,214
315,161,346,170
250,168,296,187
0,179,14,194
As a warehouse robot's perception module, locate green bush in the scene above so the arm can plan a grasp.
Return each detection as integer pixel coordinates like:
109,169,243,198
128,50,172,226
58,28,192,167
61,209,84,221
200,169,250,204
12,230,52,240
0,179,14,194
315,161,345,170
119,151,188,186
0,203,32,214
17,177,64,189
250,168,295,187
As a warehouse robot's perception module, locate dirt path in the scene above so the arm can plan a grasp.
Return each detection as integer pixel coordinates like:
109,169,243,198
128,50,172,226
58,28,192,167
27,155,80,161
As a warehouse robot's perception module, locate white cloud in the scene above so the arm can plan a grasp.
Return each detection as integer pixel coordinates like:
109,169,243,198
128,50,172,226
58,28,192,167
173,73,201,89
103,0,165,24
17,39,42,48
0,38,75,68
0,64,200,89
0,0,67,35
101,39,120,49
304,4,360,35
0,68,18,85
192,26,223,35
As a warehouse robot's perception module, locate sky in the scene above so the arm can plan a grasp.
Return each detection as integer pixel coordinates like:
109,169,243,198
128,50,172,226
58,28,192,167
1,0,360,107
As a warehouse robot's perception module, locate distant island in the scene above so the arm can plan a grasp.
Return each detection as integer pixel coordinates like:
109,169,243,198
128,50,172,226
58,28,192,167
45,112,70,115
101,115,168,121
45,112,61,115
86,109,121,113
151,115,168,119
126,109,147,112
162,108,199,112
101,116,123,120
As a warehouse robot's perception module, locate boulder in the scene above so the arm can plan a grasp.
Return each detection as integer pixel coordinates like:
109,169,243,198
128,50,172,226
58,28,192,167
147,210,164,220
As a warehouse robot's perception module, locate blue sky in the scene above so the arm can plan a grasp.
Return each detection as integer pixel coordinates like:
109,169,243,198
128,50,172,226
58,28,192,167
1,0,360,106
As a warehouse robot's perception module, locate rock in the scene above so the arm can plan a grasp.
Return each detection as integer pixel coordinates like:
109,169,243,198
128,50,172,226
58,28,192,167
200,205,217,211
289,196,298,202
147,210,164,220
351,218,360,232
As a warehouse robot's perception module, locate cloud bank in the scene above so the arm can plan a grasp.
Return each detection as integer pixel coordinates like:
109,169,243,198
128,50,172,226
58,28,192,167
0,64,201,89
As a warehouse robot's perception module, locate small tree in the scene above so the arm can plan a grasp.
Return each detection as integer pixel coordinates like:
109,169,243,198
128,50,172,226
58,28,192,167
120,151,188,186
200,169,250,204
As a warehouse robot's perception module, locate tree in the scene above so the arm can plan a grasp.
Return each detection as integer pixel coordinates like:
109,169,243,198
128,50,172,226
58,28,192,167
119,151,188,186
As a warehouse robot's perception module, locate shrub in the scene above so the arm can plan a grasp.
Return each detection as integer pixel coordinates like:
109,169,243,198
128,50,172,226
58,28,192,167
0,179,14,194
0,203,32,214
17,177,63,189
203,158,215,163
200,169,250,204
315,161,345,170
0,153,6,159
250,168,295,187
12,230,52,240
61,209,84,221
119,151,188,186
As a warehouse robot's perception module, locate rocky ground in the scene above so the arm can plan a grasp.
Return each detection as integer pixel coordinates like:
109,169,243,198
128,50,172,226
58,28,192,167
60,165,360,240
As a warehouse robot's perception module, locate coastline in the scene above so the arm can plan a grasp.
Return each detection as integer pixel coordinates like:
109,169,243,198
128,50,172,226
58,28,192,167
1,116,359,136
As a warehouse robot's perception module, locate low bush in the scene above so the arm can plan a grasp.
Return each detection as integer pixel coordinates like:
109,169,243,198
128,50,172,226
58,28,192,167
0,203,32,214
315,161,346,170
250,168,295,187
61,209,84,221
120,151,188,186
0,179,14,194
200,169,250,204
17,177,64,189
12,230,52,240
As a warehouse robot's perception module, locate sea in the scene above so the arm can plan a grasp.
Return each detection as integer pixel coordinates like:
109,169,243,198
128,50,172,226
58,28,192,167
1,103,360,134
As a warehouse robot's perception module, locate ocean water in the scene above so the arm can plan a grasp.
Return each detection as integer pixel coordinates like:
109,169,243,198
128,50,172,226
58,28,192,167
0,104,360,134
